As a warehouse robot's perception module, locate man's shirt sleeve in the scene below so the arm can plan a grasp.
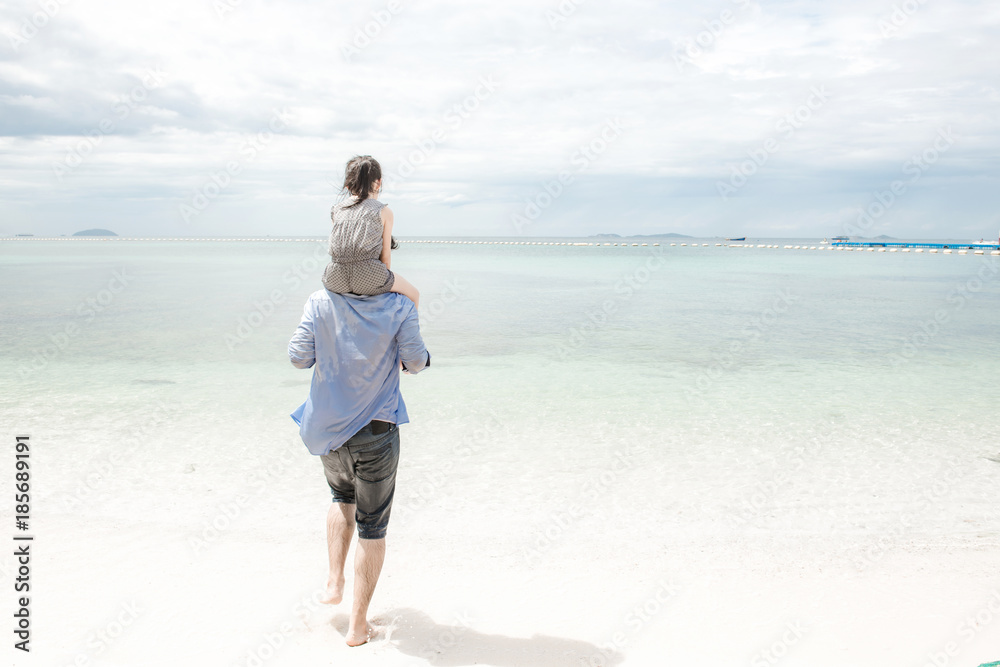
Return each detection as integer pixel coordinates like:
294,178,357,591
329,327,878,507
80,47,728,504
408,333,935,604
288,299,317,369
397,302,429,374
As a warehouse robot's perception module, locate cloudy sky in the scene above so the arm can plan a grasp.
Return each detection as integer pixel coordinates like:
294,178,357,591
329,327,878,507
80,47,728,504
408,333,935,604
2,0,999,238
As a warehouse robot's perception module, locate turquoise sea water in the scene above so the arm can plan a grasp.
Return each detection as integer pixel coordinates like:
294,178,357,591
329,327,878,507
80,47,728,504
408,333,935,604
5,238,998,414
4,237,998,533
3,237,1000,665
1,241,998,518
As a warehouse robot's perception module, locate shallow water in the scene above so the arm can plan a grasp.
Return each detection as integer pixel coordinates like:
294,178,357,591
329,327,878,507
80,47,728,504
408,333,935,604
2,238,999,666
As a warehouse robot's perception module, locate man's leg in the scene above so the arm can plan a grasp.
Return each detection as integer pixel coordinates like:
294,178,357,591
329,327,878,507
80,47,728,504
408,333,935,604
347,537,385,646
322,502,355,604
345,426,398,646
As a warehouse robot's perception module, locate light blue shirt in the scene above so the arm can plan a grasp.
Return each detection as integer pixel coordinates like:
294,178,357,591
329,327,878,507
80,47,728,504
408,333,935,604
288,290,429,455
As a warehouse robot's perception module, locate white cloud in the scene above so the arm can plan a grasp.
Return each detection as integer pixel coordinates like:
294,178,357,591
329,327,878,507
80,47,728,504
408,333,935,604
1,0,998,239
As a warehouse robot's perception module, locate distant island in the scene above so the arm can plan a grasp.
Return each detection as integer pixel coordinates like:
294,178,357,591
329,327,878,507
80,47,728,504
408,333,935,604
591,232,693,238
73,229,118,236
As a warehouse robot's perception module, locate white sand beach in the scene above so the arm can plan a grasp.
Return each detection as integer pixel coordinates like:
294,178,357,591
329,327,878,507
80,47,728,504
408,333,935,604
4,240,1000,666
7,382,1000,667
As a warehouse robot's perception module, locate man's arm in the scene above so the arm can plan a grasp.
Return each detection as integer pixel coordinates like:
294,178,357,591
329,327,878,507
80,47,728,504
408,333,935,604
396,303,429,374
288,299,316,369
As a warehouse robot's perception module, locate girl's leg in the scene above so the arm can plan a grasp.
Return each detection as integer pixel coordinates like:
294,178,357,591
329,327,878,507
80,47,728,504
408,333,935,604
390,273,420,309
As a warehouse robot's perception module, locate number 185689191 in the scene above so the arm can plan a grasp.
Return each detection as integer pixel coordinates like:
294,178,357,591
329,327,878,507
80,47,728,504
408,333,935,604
15,436,30,530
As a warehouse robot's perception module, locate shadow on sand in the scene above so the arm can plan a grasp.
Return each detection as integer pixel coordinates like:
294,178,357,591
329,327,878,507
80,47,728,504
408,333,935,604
330,607,623,666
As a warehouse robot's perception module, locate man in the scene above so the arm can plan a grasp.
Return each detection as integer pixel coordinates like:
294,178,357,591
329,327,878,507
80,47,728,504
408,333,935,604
288,288,429,647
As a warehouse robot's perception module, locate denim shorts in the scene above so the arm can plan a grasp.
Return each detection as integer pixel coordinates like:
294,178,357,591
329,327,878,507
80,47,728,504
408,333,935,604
320,422,400,540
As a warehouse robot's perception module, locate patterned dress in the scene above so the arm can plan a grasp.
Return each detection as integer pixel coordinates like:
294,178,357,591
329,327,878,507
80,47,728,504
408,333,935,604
321,197,394,295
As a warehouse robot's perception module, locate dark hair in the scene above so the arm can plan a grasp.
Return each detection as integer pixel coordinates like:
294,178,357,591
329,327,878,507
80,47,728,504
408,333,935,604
342,155,382,208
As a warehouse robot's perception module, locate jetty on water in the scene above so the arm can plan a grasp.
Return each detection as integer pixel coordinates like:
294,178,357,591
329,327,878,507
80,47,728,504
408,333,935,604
832,240,1000,251
4,237,1000,255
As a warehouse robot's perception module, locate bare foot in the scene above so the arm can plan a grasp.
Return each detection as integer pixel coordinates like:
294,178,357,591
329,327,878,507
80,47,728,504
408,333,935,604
345,621,372,647
320,576,345,605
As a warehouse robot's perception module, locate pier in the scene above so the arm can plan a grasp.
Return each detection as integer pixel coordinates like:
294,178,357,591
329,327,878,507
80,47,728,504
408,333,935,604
3,237,999,256
832,241,1000,251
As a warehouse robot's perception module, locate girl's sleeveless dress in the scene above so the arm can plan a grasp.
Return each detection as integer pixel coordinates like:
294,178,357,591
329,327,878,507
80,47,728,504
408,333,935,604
321,197,394,295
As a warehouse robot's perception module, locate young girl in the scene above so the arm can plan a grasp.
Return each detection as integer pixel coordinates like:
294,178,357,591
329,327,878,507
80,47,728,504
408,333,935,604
322,155,419,308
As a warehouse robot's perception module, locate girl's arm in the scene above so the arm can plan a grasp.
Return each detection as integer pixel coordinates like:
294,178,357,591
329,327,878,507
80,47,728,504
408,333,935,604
379,206,394,269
